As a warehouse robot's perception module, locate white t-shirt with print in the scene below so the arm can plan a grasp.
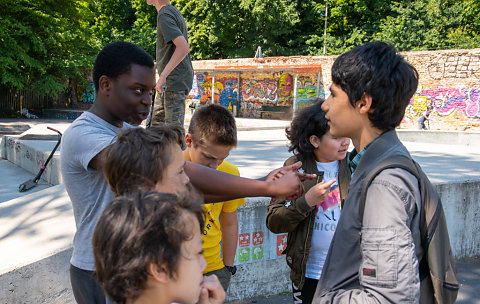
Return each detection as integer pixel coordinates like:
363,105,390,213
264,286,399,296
305,160,341,280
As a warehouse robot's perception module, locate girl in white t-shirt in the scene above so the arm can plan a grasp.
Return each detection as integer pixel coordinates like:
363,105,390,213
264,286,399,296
266,100,350,304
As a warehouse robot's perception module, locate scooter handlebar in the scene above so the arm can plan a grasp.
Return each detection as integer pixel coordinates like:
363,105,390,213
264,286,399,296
47,126,62,136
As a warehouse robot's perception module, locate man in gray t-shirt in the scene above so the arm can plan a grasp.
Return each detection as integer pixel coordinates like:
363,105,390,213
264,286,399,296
61,42,155,304
147,0,193,132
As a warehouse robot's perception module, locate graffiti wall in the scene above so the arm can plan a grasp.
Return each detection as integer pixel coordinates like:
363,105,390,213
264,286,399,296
398,51,480,130
188,71,323,118
76,82,95,104
191,49,480,129
404,84,480,129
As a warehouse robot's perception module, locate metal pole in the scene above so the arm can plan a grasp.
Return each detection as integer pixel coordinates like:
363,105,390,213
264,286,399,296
211,71,216,104
316,72,322,98
293,73,298,117
323,3,328,55
236,72,241,117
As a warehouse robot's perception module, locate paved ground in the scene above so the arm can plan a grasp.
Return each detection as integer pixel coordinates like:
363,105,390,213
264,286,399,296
0,159,52,202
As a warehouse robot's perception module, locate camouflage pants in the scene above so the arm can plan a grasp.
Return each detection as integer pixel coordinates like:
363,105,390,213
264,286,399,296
148,90,187,148
150,90,187,129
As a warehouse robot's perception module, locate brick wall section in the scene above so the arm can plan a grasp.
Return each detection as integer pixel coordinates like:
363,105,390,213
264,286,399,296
192,49,480,131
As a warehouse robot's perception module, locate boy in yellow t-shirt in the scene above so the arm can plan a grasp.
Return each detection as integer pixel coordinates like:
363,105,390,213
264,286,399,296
184,104,245,292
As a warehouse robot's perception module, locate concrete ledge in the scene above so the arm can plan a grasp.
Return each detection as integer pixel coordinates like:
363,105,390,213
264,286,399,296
397,129,480,146
0,249,74,304
3,135,62,185
2,123,70,186
437,180,480,259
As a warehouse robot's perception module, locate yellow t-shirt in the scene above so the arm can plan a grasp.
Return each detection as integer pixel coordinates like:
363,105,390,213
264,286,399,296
202,160,245,273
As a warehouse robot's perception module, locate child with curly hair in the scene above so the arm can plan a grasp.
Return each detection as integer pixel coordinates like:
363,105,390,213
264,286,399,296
266,100,350,304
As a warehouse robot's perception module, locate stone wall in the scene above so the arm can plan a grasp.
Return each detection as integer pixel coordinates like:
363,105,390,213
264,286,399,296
192,48,480,130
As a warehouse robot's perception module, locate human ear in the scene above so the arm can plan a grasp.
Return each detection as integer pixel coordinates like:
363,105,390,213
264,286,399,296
98,76,112,96
148,263,170,283
184,133,194,148
357,93,373,114
309,135,321,149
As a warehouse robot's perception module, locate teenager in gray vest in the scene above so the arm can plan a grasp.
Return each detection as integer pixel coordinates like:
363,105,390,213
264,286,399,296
147,0,193,131
312,41,434,303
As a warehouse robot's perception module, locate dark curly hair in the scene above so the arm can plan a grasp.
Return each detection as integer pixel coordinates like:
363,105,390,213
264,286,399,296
332,41,419,131
286,99,329,156
93,191,205,304
103,125,184,197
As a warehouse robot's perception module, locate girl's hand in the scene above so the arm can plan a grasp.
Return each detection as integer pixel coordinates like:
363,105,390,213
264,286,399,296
305,179,336,207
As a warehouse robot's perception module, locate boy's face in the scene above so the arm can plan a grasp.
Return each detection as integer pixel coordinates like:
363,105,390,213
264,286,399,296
312,131,350,163
104,64,155,126
155,144,190,195
169,213,206,304
185,134,233,169
322,83,361,139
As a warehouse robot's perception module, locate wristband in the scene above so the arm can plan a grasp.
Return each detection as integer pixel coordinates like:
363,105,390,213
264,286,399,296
225,265,237,275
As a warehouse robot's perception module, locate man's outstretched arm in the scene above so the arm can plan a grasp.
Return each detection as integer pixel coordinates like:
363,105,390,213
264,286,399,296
185,161,312,201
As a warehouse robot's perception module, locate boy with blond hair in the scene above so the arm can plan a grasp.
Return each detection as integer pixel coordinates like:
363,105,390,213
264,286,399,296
184,104,244,291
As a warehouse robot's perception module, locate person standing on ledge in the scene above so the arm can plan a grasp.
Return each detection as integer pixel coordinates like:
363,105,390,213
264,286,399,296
147,0,193,133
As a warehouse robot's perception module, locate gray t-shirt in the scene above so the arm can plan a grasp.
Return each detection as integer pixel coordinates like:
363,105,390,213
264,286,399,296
60,111,129,270
156,4,193,92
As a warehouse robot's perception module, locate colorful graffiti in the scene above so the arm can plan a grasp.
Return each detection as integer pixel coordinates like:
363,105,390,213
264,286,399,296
241,101,262,118
218,78,238,108
409,85,480,119
241,79,277,103
188,72,323,117
296,76,318,111
277,74,293,105
189,73,238,107
76,83,95,104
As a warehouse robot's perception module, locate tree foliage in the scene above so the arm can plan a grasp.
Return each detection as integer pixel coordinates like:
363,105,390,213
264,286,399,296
0,0,96,96
373,0,480,51
1,0,479,96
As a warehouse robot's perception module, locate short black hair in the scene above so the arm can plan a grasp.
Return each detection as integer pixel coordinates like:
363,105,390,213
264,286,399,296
332,41,419,131
286,99,329,156
188,104,237,147
93,191,205,304
93,41,154,91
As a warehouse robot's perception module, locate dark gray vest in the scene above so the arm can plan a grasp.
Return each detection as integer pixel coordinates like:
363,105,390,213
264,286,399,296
316,130,412,295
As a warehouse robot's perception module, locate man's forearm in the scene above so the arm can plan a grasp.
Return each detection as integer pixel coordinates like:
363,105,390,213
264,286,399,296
185,161,274,198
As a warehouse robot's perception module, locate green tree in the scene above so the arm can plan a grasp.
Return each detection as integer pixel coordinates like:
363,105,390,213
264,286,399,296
0,0,96,96
373,0,480,51
173,0,301,59
90,0,136,46
306,0,393,55
127,0,157,57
